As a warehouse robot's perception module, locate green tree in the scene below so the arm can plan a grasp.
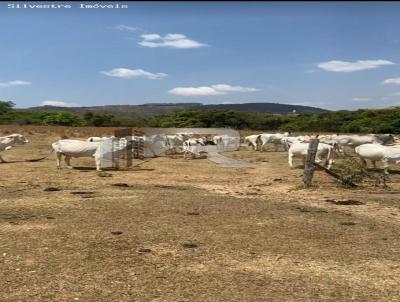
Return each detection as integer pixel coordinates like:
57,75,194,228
0,100,15,114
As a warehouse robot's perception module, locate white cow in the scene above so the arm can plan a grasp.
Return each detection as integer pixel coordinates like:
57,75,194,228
185,138,206,146
0,134,29,162
244,135,260,151
281,136,305,150
326,134,394,150
355,143,400,174
182,139,207,159
213,135,223,145
52,138,129,171
165,134,187,154
87,136,114,142
258,132,289,151
52,139,101,170
288,141,335,169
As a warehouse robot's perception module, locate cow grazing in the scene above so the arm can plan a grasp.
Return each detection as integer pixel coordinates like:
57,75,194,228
0,134,29,162
288,141,335,169
355,143,400,174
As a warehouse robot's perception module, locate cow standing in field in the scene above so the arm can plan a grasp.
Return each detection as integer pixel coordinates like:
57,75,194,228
280,136,305,150
355,143,400,174
0,134,29,162
244,135,260,151
165,134,188,154
87,136,114,142
182,138,207,159
287,141,335,169
320,134,394,151
257,132,290,152
213,135,223,145
52,138,129,171
52,139,101,170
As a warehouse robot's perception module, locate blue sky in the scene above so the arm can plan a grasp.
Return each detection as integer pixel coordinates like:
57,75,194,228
1,1,400,110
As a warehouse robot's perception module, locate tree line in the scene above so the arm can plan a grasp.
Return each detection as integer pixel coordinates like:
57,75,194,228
1,100,400,133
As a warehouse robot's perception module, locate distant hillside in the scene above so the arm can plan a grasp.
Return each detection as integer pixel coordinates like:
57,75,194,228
23,102,327,117
201,103,326,114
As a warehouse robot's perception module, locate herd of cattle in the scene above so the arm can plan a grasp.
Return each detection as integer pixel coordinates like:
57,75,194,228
0,132,225,171
1,131,400,174
244,132,399,173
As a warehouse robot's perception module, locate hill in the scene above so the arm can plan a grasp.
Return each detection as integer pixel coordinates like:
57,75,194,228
23,102,327,117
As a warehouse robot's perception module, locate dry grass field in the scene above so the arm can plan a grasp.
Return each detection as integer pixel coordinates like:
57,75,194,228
1,126,400,301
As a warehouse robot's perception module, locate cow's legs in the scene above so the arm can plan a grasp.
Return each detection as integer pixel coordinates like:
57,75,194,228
64,155,72,169
274,143,279,152
327,158,333,169
95,157,102,171
382,159,389,175
0,154,6,163
56,152,62,168
359,158,367,168
371,160,377,169
288,152,294,168
261,142,268,152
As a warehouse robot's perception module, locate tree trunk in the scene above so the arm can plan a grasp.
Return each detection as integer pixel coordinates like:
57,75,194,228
303,138,319,187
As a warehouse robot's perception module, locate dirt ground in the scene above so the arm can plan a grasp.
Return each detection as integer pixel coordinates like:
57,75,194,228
1,126,400,302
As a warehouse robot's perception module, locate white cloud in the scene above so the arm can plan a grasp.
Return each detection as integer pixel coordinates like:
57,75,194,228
211,84,259,93
382,78,400,85
141,34,161,41
41,100,78,107
168,84,260,97
352,97,372,102
0,80,31,89
101,68,167,80
113,25,139,32
139,33,207,49
394,92,400,96
317,60,395,72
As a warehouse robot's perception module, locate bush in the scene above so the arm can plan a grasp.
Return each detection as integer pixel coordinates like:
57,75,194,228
42,112,83,126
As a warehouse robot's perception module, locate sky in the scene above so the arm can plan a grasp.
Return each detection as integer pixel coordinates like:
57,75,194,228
1,1,400,110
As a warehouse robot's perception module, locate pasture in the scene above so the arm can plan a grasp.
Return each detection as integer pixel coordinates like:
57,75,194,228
1,125,400,302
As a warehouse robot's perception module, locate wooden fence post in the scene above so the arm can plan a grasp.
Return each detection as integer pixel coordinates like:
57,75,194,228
303,138,320,187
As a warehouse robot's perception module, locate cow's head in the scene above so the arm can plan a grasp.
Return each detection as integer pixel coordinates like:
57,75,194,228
323,140,341,153
387,134,395,144
375,133,395,145
7,134,29,144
